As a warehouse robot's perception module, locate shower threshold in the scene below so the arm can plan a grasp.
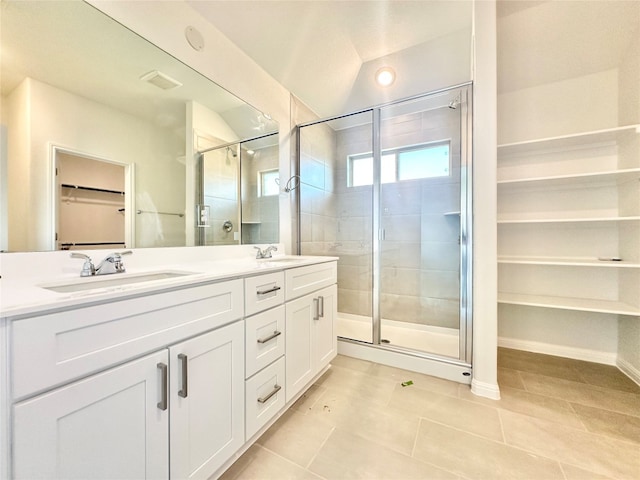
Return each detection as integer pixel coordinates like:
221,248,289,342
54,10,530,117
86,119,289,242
337,313,459,358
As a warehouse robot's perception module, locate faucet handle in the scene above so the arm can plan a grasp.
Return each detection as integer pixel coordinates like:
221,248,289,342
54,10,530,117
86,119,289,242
70,252,95,277
110,250,132,272
254,246,264,259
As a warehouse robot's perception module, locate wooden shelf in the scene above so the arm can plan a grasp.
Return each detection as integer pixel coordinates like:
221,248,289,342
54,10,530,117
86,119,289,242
497,125,640,157
498,256,640,268
498,292,640,316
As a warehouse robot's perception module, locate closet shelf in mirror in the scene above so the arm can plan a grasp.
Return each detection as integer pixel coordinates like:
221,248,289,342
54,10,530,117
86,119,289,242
498,256,640,268
498,292,640,316
498,216,640,225
61,184,124,195
497,124,640,157
497,168,640,188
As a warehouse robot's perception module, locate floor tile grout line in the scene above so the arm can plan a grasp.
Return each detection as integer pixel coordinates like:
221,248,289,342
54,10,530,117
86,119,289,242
410,417,422,458
303,426,336,471
516,370,640,416
256,442,325,479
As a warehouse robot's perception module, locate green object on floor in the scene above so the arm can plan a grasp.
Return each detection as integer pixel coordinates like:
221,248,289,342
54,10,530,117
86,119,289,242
401,380,413,387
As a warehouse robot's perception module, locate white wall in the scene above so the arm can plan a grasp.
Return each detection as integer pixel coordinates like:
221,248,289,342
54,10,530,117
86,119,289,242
616,24,640,381
498,69,619,144
471,0,499,399
618,25,640,126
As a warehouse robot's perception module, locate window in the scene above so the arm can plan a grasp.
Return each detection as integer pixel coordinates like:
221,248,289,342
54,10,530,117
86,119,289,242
259,169,279,196
348,141,450,187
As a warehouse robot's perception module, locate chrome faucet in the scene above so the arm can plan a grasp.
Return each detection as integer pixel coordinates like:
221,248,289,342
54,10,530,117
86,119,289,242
254,245,278,259
71,250,132,277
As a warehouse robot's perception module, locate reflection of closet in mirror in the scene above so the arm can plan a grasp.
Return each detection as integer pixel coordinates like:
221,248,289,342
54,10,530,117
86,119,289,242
55,150,129,251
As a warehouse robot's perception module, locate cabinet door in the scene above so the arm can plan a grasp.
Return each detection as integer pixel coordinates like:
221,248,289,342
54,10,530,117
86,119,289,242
170,321,244,480
315,284,338,370
13,350,169,480
285,294,315,402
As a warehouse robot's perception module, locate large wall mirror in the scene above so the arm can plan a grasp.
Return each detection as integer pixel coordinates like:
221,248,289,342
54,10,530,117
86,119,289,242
0,0,278,252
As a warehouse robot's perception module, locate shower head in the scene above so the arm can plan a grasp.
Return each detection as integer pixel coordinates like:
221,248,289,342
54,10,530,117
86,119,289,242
226,146,237,158
448,96,460,109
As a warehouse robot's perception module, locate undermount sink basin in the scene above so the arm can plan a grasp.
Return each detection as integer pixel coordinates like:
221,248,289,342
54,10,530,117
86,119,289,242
40,271,200,293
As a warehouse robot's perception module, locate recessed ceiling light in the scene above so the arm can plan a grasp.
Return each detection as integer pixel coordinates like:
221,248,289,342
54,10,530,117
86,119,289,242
375,67,396,87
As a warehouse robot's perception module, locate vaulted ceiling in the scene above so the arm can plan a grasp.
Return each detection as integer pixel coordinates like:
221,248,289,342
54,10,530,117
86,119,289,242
190,0,640,118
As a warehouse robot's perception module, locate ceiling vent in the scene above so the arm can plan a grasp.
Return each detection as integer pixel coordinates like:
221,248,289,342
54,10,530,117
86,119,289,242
140,70,182,90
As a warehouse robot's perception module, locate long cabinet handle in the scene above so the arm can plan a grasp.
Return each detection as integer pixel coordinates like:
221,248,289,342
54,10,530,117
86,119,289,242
257,384,282,404
178,353,188,398
157,363,168,411
318,295,324,318
313,298,319,321
257,330,282,344
256,285,281,296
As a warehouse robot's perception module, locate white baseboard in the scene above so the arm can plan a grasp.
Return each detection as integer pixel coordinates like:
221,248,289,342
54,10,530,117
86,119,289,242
471,378,501,400
498,337,617,366
617,357,640,387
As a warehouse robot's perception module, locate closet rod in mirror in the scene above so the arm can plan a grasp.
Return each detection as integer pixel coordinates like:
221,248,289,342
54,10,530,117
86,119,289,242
61,184,124,195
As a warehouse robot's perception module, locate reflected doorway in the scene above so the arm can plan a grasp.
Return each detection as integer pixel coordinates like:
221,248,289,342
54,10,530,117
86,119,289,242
54,147,132,250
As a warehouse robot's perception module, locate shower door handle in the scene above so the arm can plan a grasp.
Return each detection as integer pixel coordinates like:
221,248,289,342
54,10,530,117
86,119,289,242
379,228,386,241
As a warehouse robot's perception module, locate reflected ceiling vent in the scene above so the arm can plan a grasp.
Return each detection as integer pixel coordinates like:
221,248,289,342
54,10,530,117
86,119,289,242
140,70,182,90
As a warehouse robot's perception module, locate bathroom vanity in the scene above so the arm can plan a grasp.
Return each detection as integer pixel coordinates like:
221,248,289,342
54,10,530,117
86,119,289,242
0,248,337,479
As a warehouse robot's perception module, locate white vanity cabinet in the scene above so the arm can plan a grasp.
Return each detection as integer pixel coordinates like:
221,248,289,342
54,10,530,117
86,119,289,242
8,278,244,480
3,256,338,480
169,322,244,480
13,350,170,480
284,263,337,402
243,273,287,439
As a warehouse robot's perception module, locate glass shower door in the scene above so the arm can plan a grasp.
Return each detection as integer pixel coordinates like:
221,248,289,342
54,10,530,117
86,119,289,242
378,89,468,358
298,111,375,343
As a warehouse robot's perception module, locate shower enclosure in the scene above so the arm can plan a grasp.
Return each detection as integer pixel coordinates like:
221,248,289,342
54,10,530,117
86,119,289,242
195,133,279,245
296,84,472,376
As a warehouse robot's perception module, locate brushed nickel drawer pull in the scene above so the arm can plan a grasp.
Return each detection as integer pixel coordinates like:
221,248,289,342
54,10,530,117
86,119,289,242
257,384,282,404
157,363,168,411
257,330,282,344
178,354,188,398
256,285,281,296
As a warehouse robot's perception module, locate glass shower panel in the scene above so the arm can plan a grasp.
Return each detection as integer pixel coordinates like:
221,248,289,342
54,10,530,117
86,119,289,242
379,91,463,358
240,134,279,244
198,145,240,245
298,111,374,343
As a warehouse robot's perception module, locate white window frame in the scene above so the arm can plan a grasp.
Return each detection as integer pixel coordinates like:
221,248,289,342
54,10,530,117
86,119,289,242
347,140,451,187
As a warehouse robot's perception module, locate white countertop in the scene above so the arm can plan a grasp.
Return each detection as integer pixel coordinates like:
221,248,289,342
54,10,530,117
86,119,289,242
0,246,337,318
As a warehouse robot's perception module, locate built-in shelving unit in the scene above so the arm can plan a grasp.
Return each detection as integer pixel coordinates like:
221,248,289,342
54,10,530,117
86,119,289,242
497,125,640,320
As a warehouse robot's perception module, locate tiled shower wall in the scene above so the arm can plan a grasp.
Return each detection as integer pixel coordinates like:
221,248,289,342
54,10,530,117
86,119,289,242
202,148,239,245
300,107,461,331
241,144,279,244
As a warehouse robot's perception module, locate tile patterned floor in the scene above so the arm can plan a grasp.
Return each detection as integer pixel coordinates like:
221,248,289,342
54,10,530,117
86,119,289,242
220,348,640,480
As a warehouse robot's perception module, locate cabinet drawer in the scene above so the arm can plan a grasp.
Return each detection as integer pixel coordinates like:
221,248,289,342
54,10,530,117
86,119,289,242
245,306,285,378
285,262,337,300
245,357,285,440
245,271,285,316
11,279,243,400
